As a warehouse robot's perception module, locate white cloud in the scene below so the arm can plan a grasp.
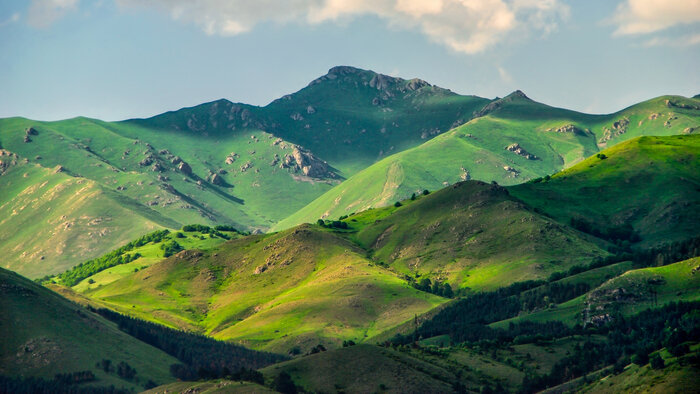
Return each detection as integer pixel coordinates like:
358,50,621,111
27,0,79,28
116,0,569,54
611,0,700,36
643,33,700,47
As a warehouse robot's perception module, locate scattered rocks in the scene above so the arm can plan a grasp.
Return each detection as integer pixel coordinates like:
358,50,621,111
23,135,32,143
290,112,304,121
25,127,38,136
306,105,316,114
138,156,155,166
240,161,253,172
225,152,239,164
546,124,585,135
505,143,537,160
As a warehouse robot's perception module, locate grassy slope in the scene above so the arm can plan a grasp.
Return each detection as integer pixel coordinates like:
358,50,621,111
0,268,177,391
273,95,700,230
345,181,609,290
64,229,240,292
579,348,700,393
78,225,446,353
0,147,163,278
144,380,276,393
260,344,456,393
491,257,700,329
511,135,700,247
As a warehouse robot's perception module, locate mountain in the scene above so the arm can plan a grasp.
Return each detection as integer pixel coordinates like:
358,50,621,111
273,95,700,230
0,67,490,279
0,267,178,391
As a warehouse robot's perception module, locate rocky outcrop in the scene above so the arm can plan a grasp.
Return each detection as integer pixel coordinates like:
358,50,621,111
279,145,339,179
546,124,586,135
505,143,537,160
209,173,225,186
0,150,19,175
599,117,630,144
177,161,193,176
225,152,239,165
25,127,38,136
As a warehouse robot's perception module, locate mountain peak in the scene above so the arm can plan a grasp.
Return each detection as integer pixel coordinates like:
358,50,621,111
505,90,529,100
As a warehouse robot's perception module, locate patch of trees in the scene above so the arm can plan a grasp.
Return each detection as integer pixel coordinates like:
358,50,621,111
521,301,700,393
317,219,349,229
160,240,183,257
0,374,128,393
181,224,241,239
390,280,592,344
570,217,640,245
53,371,95,385
407,277,454,298
89,307,287,382
45,229,171,286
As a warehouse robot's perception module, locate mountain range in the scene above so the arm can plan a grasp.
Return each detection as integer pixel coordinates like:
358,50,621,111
1,66,699,393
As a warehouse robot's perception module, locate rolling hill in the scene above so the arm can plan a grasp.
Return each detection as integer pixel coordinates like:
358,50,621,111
0,267,178,391
69,224,446,354
273,94,700,230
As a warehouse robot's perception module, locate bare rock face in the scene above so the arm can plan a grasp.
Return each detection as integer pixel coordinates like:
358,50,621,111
0,150,19,175
177,161,193,176
599,117,630,144
505,143,537,160
279,145,339,179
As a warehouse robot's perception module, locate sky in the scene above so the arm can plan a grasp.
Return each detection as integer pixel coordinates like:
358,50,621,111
0,0,698,121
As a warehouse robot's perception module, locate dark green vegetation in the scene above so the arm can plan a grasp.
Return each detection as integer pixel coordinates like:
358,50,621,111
0,267,178,392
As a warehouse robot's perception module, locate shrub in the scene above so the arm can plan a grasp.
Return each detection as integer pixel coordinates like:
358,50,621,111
394,201,402,207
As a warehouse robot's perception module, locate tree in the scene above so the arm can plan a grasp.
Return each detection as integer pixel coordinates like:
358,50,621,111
422,189,430,195
650,353,664,370
394,201,402,207
273,372,297,394
410,193,416,200
632,350,649,366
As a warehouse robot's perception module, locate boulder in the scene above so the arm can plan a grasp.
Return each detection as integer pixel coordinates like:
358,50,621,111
177,161,193,176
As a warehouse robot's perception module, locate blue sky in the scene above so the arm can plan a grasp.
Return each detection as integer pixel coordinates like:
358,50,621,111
0,0,698,121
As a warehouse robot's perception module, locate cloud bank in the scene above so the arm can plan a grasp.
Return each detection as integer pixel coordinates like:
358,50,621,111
611,0,700,36
115,0,569,54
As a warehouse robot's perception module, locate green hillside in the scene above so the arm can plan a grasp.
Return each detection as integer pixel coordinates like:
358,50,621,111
0,67,488,279
274,95,700,230
344,180,610,290
0,267,178,391
511,135,700,248
74,224,446,353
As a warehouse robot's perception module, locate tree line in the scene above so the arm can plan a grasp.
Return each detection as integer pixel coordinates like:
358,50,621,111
89,307,287,381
